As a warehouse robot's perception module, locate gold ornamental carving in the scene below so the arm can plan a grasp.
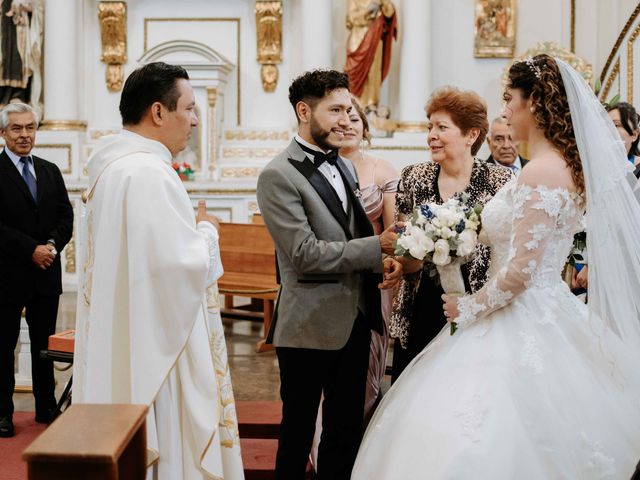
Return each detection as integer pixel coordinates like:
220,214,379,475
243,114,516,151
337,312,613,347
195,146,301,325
65,236,76,274
225,130,290,141
222,167,262,178
207,87,219,173
39,120,87,132
395,121,429,133
223,147,282,158
255,1,282,92
505,42,593,86
98,2,127,92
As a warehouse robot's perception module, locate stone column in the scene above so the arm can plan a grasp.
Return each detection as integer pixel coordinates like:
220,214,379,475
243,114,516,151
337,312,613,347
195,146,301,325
396,0,430,132
42,0,84,128
300,0,333,71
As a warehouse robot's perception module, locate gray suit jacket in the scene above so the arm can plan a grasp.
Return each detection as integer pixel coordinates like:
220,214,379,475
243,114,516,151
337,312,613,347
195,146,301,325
256,139,383,350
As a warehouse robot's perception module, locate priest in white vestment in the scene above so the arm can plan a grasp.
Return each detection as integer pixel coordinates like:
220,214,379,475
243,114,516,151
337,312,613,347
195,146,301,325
73,62,244,479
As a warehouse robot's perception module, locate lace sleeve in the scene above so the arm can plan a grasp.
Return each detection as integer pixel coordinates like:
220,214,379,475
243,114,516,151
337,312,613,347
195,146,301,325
455,184,572,328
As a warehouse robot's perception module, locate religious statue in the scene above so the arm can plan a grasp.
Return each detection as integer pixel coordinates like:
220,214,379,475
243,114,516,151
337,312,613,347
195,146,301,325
344,0,397,109
0,0,43,109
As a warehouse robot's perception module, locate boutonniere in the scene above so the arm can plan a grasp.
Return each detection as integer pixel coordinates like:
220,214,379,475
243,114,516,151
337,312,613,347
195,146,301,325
354,183,362,199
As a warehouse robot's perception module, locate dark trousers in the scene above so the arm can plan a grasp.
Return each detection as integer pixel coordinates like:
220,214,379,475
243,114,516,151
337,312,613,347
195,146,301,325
0,296,59,418
391,277,447,383
275,313,371,480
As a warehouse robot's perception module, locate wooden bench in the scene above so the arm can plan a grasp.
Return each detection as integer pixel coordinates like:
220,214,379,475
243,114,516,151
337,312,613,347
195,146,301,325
218,222,279,352
23,403,148,480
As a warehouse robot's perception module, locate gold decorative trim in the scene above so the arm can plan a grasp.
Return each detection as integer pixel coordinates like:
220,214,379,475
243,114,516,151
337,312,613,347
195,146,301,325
65,236,76,274
143,17,241,124
32,144,73,174
256,1,283,93
39,120,88,131
600,59,619,102
221,167,262,178
224,130,290,141
98,2,127,92
628,24,640,104
90,129,120,140
600,2,640,84
66,186,258,195
207,87,218,172
570,0,575,53
395,121,429,133
222,147,281,158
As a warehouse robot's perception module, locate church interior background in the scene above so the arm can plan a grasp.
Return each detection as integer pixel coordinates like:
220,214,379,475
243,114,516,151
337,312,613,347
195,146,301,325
9,0,640,404
4,0,635,292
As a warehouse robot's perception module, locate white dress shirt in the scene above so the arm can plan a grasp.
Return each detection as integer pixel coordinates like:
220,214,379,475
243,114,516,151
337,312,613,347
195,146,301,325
5,147,36,178
295,135,348,212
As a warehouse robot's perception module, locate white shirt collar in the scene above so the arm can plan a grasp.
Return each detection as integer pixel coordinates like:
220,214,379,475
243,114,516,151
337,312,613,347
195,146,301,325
121,129,173,163
4,146,31,168
295,134,330,156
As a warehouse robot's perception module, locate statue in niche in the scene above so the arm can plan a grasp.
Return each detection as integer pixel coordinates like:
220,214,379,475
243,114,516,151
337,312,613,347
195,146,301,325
344,0,397,109
0,0,43,109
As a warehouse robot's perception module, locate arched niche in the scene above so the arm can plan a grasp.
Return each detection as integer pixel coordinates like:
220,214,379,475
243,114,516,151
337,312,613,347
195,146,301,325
138,40,235,179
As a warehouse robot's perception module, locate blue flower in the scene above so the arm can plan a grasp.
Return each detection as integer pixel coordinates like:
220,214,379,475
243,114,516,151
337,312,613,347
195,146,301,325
455,219,466,233
420,204,434,219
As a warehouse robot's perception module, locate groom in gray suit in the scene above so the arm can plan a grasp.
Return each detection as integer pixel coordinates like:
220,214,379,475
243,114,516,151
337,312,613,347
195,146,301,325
257,70,400,480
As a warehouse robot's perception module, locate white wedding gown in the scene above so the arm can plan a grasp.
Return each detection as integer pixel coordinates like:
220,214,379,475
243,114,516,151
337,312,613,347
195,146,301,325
352,178,640,479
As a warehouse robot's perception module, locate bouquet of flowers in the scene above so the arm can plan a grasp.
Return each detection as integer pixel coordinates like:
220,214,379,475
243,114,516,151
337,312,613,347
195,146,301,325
394,193,483,334
172,162,194,181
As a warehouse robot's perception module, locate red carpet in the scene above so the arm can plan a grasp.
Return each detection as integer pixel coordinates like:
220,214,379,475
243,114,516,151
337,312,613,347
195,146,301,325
1,412,47,480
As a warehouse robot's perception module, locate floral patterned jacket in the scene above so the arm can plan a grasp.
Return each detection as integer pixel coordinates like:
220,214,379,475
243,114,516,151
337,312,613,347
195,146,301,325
389,159,513,347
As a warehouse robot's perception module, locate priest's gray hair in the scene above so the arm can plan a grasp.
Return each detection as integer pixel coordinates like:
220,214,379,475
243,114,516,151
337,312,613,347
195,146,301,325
0,103,40,130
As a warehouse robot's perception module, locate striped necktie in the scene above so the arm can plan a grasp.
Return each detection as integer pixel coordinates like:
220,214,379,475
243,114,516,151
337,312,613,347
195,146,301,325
19,157,37,201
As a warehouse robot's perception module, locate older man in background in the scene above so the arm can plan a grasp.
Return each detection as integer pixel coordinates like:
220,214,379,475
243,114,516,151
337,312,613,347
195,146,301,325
0,103,73,437
485,116,528,175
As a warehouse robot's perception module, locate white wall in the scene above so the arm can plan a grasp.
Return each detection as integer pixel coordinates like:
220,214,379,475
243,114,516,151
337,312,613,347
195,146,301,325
78,0,640,136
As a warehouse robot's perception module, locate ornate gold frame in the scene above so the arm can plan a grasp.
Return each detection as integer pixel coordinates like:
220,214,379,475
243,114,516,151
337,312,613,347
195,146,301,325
98,2,127,92
474,0,517,58
255,1,283,93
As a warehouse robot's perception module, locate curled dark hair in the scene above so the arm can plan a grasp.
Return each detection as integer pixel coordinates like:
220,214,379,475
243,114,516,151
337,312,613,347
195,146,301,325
507,54,585,194
425,86,489,156
119,62,189,125
288,70,350,121
606,101,640,156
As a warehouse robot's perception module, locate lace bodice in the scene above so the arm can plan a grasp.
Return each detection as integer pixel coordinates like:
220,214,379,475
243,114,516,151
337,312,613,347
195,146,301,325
456,179,585,328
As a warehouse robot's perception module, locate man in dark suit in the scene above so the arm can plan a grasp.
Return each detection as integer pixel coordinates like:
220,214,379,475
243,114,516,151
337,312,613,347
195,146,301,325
257,70,401,480
485,116,528,175
0,103,73,437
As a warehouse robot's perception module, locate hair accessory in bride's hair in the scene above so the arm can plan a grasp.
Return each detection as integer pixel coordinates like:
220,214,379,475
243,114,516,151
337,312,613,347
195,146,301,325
525,58,543,80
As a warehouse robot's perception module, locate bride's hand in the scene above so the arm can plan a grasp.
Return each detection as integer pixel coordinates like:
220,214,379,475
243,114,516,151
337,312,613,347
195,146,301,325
441,294,460,322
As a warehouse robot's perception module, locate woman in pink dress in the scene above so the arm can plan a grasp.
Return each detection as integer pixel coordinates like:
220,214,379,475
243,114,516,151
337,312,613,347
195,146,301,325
341,97,399,421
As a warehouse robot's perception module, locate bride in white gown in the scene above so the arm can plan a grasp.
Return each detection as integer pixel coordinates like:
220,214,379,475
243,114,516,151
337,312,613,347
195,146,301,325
352,55,640,479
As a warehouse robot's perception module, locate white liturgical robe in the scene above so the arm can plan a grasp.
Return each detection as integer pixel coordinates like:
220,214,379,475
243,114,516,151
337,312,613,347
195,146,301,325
74,131,244,479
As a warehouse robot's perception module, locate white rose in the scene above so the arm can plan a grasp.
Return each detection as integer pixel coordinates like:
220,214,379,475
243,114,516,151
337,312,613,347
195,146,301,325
456,229,478,257
419,234,435,254
440,226,453,239
432,238,452,266
399,226,430,260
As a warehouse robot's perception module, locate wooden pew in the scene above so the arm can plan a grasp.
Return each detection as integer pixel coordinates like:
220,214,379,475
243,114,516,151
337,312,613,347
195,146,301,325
23,404,148,480
218,222,279,352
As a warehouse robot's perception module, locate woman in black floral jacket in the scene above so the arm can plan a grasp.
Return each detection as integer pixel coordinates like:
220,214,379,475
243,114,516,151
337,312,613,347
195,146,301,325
390,87,512,381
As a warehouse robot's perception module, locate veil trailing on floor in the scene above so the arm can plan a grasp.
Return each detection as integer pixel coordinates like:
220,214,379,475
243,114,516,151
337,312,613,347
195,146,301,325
558,58,640,344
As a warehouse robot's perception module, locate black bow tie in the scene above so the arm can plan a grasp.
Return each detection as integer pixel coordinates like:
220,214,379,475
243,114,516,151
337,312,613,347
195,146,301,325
297,141,339,167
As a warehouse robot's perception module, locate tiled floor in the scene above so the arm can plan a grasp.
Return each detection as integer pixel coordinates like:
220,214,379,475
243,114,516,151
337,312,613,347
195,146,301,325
14,292,282,413
15,292,392,413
